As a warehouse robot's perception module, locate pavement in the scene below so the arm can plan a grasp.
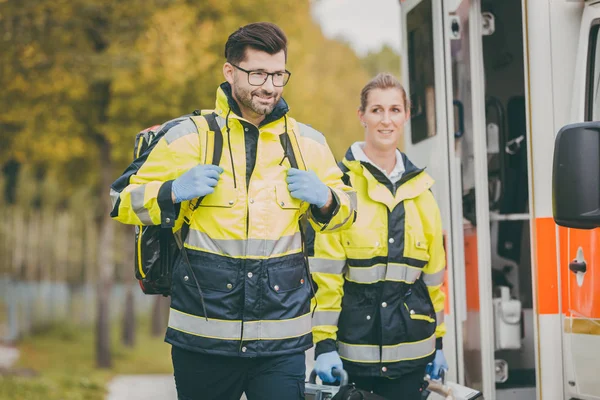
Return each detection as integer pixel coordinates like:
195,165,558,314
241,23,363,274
105,347,316,400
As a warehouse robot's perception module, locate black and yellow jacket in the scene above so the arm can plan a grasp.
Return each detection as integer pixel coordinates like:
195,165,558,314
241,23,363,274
110,83,356,357
308,145,446,378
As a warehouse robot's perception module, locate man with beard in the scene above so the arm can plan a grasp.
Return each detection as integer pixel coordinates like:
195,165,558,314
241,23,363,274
110,22,356,400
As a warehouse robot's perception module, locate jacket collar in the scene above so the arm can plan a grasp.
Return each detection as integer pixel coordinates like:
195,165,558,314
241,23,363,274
341,144,434,204
215,82,290,127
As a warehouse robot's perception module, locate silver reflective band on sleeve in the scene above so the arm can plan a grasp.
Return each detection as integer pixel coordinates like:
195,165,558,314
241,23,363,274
130,185,154,225
309,258,346,274
297,122,326,145
338,334,436,363
348,191,358,212
186,229,302,257
164,119,197,144
346,263,421,284
312,310,340,327
321,190,358,231
423,269,445,287
168,308,311,340
110,188,120,209
436,310,444,326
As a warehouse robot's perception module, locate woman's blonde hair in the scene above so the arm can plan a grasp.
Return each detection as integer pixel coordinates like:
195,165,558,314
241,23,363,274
359,73,410,113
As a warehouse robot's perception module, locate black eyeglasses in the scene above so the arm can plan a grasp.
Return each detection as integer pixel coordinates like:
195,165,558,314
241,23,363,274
230,63,291,87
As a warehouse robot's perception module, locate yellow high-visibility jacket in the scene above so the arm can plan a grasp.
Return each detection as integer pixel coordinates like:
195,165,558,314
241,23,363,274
309,146,446,378
110,83,356,357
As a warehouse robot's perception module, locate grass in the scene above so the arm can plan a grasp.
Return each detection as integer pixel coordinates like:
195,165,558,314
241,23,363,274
0,319,173,400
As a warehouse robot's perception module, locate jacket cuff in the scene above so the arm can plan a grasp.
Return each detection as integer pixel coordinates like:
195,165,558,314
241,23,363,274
436,337,443,350
310,189,339,225
314,338,338,359
158,180,179,228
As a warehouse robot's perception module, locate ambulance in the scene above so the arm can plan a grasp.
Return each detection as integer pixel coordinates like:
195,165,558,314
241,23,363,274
398,1,600,399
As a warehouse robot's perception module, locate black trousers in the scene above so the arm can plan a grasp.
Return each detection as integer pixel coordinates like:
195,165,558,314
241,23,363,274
349,369,426,400
171,345,306,400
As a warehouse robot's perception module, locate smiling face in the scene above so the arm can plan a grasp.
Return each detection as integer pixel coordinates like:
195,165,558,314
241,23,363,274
224,47,286,123
358,87,410,152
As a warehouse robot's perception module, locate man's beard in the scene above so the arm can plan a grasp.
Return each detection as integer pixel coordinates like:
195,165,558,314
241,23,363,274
233,78,280,116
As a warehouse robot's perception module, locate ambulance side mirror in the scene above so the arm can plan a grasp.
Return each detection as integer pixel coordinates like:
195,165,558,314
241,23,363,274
552,122,600,229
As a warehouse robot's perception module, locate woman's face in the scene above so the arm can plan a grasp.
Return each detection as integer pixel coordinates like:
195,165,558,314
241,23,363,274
359,88,409,151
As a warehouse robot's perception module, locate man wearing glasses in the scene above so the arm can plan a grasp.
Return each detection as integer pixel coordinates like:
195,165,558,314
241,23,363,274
110,22,356,400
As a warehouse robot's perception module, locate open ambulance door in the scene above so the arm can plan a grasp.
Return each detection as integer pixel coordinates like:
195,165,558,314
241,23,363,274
401,0,495,398
554,3,600,399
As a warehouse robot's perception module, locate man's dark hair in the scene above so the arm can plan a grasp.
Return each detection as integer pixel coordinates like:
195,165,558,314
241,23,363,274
225,22,287,65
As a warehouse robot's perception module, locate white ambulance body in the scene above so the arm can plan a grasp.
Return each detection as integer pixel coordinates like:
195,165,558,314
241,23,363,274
398,1,600,399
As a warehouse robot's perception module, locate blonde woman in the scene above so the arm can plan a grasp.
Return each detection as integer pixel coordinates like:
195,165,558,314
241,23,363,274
309,73,447,399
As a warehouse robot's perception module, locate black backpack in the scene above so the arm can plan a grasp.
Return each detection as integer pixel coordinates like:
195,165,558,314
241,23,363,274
132,111,306,297
133,111,223,296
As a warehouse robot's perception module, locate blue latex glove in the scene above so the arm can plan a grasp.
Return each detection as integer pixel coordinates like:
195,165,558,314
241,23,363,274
427,350,449,380
172,164,224,203
314,351,343,383
286,168,330,208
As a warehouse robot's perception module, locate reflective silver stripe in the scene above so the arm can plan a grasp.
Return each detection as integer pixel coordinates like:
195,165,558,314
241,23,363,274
338,334,436,363
423,269,445,287
215,115,226,130
169,309,241,340
110,188,120,209
319,190,358,231
186,229,302,257
436,310,445,326
309,258,346,274
164,118,197,144
339,343,380,363
346,263,421,284
382,334,436,362
347,191,357,212
169,308,311,340
297,122,326,145
130,185,153,225
244,313,312,340
386,263,422,283
312,310,340,327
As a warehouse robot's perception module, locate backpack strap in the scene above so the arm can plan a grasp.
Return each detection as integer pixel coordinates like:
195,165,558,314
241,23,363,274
280,116,307,171
174,112,223,248
201,112,224,167
186,112,223,210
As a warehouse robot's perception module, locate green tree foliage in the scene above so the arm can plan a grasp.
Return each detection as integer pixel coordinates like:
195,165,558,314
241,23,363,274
0,0,369,198
361,44,402,79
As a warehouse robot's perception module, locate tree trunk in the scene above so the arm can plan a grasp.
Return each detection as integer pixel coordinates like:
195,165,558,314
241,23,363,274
93,79,114,369
96,135,114,368
122,287,135,347
122,227,136,347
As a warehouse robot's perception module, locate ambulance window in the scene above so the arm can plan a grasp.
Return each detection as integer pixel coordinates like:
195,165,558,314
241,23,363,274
586,20,600,121
407,0,437,144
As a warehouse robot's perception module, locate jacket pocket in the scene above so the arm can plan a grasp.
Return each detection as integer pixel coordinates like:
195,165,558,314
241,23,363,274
268,264,307,293
275,184,302,210
342,229,384,249
181,263,240,293
405,229,430,263
402,280,436,342
404,302,435,323
199,185,239,208
342,229,385,261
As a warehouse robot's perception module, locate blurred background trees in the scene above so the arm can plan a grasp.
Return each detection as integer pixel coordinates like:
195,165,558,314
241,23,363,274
0,0,400,376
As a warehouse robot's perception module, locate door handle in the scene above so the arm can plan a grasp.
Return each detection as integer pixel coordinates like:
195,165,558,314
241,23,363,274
453,100,465,138
569,260,587,274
